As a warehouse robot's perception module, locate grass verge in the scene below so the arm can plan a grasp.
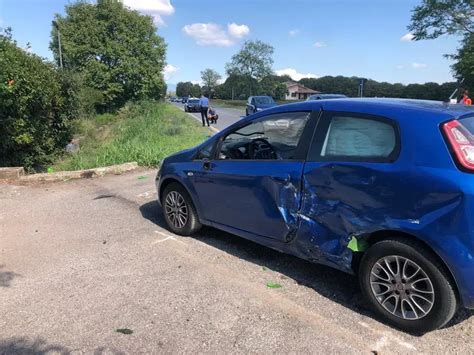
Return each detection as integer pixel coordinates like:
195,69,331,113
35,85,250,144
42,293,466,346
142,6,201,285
53,101,209,171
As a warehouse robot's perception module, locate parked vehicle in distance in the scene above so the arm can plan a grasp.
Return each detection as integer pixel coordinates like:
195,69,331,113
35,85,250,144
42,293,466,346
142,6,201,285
246,96,277,116
156,98,474,333
169,96,177,102
306,94,348,101
184,98,201,112
182,96,189,104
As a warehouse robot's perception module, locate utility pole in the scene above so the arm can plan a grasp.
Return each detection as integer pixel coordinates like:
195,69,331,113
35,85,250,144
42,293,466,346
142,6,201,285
53,21,63,69
358,78,367,97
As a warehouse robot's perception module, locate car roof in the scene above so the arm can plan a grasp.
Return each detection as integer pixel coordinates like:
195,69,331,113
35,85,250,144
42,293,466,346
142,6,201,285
268,98,474,120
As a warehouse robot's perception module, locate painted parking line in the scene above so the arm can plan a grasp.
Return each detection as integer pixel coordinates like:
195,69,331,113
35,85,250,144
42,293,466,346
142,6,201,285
152,230,186,245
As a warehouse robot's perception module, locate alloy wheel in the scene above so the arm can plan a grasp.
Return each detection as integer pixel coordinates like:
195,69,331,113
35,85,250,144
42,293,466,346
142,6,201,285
165,191,188,229
370,255,435,320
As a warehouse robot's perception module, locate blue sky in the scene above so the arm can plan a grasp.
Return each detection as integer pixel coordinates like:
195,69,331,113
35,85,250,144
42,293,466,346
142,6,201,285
0,0,462,86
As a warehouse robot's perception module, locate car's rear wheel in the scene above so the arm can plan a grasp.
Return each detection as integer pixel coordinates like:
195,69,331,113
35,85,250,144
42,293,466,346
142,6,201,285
359,237,457,333
161,183,201,235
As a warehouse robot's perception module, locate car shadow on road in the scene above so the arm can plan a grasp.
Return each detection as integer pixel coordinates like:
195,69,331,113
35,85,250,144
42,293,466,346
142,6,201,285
139,200,473,331
0,337,125,355
0,337,69,355
0,265,20,287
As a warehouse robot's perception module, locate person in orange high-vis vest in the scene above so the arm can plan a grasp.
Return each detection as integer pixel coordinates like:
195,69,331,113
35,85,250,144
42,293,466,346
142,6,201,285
461,90,472,105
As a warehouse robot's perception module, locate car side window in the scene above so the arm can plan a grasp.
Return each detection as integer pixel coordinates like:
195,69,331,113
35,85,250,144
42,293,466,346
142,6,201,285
317,114,399,162
218,112,311,160
194,141,215,160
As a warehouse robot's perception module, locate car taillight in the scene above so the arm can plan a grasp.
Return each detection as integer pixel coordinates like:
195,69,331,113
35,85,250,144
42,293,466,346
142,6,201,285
443,119,474,171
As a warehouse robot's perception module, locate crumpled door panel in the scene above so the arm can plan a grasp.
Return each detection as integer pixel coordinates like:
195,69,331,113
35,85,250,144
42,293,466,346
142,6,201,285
292,162,465,273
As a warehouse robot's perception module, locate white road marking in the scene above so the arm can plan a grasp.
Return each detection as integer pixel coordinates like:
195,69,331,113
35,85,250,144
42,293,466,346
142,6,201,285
138,190,156,199
152,230,186,245
358,321,417,352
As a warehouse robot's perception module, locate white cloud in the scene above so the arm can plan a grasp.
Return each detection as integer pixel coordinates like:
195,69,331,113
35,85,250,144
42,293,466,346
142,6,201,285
163,64,179,81
313,41,327,48
412,62,427,69
400,33,415,42
289,29,299,36
182,22,250,46
275,68,318,81
122,0,174,26
191,80,201,85
227,23,250,38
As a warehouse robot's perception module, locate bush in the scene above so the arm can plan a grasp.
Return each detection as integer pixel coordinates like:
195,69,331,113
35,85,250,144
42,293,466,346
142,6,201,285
0,31,76,170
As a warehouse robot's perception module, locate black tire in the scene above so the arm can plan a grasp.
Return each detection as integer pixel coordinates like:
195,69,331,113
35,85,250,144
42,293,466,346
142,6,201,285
359,237,458,333
161,182,202,236
245,109,249,116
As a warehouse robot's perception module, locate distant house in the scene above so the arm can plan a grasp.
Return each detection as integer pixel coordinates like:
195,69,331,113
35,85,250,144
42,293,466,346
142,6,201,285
285,82,319,100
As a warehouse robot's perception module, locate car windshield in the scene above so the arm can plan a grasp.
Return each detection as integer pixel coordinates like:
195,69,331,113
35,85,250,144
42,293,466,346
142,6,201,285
188,99,199,103
254,97,274,105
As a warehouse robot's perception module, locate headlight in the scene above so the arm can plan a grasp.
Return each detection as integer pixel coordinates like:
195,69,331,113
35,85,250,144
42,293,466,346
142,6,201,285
256,108,263,111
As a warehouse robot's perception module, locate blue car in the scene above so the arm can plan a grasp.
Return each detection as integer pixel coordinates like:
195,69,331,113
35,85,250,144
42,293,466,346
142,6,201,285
156,98,474,333
246,96,277,116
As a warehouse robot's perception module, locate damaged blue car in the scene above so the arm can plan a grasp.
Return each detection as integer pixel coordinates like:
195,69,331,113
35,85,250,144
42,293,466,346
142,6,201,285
156,98,474,333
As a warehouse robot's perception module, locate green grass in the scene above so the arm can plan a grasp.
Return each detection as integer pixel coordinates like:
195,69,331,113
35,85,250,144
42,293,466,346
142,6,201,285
53,101,209,171
212,99,247,108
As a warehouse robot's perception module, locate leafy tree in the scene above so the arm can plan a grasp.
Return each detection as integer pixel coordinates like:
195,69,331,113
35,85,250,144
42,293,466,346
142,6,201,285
408,0,473,39
50,0,167,110
191,83,202,97
176,81,193,97
408,0,473,94
452,34,474,92
225,40,274,94
273,83,289,100
200,68,221,97
0,30,76,170
215,74,258,100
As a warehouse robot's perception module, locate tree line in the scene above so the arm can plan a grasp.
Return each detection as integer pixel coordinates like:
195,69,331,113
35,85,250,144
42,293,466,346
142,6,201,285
177,73,458,102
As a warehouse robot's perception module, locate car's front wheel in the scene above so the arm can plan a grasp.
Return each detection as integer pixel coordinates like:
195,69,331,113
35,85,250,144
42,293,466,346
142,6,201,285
359,237,458,333
161,183,201,235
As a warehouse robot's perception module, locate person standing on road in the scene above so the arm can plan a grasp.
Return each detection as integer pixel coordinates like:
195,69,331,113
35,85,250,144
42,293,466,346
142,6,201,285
460,90,472,105
199,94,210,126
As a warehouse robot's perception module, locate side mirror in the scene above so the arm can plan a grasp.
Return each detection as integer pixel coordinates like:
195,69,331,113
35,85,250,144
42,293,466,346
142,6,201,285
202,158,211,170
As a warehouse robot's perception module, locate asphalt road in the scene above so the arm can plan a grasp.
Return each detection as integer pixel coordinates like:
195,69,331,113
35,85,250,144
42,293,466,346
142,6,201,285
1,170,473,353
172,101,244,131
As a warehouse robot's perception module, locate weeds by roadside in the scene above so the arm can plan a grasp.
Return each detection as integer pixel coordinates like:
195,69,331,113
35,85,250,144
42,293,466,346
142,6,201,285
53,101,209,171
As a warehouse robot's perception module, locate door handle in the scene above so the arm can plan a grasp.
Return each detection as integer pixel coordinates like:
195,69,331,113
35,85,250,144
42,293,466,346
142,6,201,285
270,173,291,183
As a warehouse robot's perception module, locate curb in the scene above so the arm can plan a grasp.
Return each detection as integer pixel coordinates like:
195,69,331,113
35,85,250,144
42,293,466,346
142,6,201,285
0,167,25,180
18,162,139,183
